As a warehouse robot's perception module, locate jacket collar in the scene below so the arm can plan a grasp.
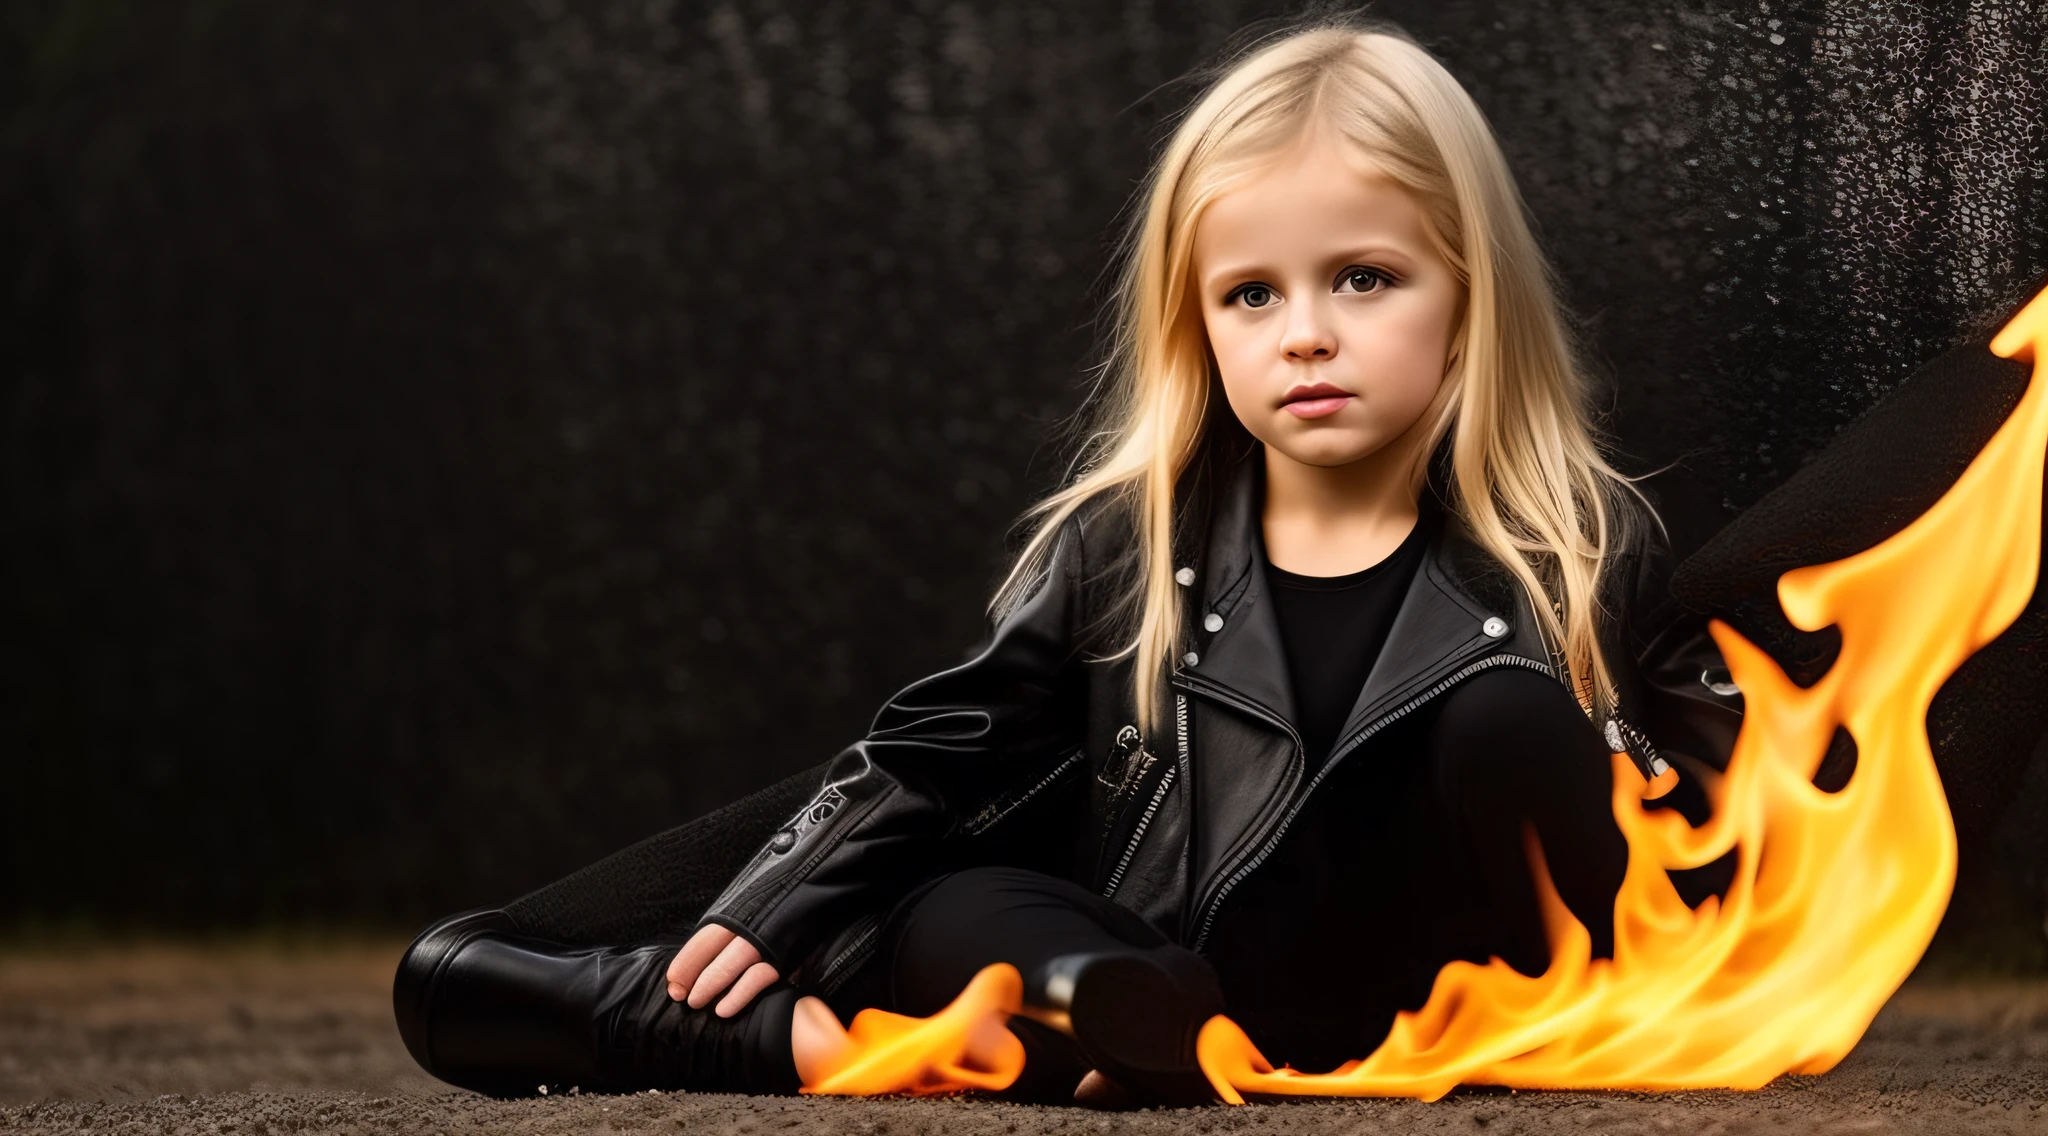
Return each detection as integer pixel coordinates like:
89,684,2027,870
1173,445,1552,743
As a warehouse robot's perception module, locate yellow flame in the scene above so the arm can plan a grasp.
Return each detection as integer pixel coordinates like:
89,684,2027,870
800,962,1027,1096
1194,285,2048,1102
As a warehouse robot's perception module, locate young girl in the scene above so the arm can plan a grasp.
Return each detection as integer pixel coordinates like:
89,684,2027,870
392,18,1741,1105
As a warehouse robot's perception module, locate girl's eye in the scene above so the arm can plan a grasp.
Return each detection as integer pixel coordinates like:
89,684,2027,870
1335,267,1390,294
1227,284,1277,309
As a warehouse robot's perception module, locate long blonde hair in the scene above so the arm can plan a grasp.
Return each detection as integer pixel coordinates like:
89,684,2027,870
993,18,1643,737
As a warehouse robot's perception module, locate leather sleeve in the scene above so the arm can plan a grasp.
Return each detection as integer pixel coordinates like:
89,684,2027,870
694,514,1092,972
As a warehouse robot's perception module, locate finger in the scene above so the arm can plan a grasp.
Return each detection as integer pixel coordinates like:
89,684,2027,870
666,925,735,992
685,937,762,1009
689,938,761,1006
668,925,732,986
715,961,782,1018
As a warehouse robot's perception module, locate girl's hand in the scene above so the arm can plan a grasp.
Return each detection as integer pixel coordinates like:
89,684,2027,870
665,923,781,1016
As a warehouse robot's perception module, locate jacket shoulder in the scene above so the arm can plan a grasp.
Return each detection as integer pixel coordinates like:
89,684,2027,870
1064,492,1143,651
1602,489,1688,653
1065,491,1137,567
1430,508,1528,623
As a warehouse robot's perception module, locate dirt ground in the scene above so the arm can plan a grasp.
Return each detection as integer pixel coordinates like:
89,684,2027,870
0,942,2043,1134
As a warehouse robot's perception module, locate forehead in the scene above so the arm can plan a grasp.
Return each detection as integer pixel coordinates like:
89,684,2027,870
1193,138,1428,262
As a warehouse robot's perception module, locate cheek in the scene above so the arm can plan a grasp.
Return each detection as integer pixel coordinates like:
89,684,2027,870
1345,296,1453,405
1203,311,1269,413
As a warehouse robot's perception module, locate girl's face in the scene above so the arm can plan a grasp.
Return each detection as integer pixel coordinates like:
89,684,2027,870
1192,136,1464,472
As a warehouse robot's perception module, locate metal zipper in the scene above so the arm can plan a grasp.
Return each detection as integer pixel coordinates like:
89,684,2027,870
1175,687,1193,778
1101,693,1189,898
1610,713,1669,778
963,745,1085,835
1097,725,1158,841
1188,652,1555,951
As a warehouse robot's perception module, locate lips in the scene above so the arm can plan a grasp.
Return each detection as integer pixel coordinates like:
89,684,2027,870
1281,381,1354,420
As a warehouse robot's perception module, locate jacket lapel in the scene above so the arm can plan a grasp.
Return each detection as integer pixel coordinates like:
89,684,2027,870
1180,448,1549,748
1334,532,1532,745
1182,452,1296,728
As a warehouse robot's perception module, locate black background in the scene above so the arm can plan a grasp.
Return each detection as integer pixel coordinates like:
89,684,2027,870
4,0,2046,935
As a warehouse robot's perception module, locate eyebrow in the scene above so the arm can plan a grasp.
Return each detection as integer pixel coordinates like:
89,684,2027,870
1201,244,1420,290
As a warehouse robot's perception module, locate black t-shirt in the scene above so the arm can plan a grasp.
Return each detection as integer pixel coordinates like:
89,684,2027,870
1263,514,1431,770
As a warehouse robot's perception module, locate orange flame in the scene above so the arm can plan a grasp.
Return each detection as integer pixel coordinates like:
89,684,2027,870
800,962,1027,1096
1194,286,2048,1102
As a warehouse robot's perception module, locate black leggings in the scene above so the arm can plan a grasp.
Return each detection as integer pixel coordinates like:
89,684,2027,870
491,667,1716,1093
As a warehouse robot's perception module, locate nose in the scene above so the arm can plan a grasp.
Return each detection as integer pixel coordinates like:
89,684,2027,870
1279,301,1336,361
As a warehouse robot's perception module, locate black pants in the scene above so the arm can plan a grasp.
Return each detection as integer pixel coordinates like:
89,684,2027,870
493,667,1715,1094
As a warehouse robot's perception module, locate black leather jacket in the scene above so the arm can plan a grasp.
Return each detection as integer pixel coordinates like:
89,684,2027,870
697,441,1742,990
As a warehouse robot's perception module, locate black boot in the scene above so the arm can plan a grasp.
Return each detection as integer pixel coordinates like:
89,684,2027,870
392,908,803,1097
1030,949,1226,1106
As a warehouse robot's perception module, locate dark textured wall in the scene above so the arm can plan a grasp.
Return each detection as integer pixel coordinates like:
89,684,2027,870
4,0,2045,928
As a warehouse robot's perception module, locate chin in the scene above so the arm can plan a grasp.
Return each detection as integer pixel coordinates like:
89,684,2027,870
1271,434,1386,469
